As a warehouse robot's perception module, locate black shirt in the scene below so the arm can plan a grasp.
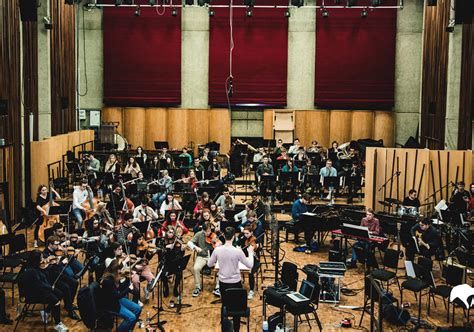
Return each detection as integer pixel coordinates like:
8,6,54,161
36,194,49,216
256,163,274,178
410,224,441,249
450,190,470,213
402,197,421,208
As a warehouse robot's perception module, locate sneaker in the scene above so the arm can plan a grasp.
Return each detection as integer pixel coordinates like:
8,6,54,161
248,290,254,300
169,300,175,308
40,310,49,324
212,288,221,297
138,300,144,308
305,249,311,254
144,287,150,300
192,288,201,297
33,241,38,248
55,322,68,332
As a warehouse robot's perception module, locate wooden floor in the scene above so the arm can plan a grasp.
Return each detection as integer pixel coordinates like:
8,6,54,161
4,211,470,332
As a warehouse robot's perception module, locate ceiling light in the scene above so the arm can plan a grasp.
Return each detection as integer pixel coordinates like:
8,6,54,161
321,8,328,17
134,5,140,16
360,8,368,17
284,9,290,17
172,7,177,16
246,9,253,17
209,8,215,16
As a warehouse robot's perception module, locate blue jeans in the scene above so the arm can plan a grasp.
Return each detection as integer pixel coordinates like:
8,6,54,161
351,240,371,263
117,298,141,332
72,208,84,228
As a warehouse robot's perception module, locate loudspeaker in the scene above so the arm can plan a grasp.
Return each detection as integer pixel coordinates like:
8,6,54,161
329,250,345,262
0,100,7,116
60,97,69,109
19,0,37,22
455,0,474,24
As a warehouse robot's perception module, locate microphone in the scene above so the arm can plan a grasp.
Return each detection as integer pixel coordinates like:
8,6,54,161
228,76,233,98
396,171,401,176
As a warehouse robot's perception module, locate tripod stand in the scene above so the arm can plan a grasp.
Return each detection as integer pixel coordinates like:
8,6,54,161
148,263,166,331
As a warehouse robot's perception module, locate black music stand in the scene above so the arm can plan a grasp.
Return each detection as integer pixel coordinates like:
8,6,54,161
148,262,166,331
274,159,286,171
154,141,169,150
119,173,133,183
195,170,205,181
294,160,306,169
306,174,321,191
259,174,276,197
176,156,190,168
174,254,192,313
263,139,276,149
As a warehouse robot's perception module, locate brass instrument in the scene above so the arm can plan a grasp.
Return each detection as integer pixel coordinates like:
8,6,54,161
234,138,259,153
336,142,352,160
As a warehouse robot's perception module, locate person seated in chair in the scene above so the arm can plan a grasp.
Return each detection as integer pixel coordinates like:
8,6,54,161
348,208,380,268
402,189,421,209
291,194,311,253
19,250,69,331
406,218,442,261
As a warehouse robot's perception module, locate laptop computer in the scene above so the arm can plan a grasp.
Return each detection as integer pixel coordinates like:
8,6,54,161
286,279,315,303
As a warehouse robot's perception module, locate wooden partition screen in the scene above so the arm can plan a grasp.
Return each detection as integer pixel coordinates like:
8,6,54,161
365,148,472,213
264,110,394,147
102,108,232,155
30,130,94,200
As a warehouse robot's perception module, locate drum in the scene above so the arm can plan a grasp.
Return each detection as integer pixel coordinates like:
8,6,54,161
114,133,128,151
396,206,406,217
406,207,419,217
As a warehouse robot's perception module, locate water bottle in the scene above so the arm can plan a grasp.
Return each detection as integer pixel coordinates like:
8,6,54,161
262,320,269,332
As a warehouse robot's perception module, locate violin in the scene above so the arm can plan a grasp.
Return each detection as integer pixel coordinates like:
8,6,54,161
205,231,221,248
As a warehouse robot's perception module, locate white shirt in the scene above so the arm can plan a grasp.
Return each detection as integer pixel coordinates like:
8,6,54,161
208,244,253,284
159,199,182,216
133,205,158,222
73,187,89,210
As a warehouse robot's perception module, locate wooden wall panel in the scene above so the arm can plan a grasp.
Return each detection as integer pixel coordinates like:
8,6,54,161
209,109,231,154
188,109,210,153
329,111,352,144
305,110,330,148
145,108,167,150
102,107,124,134
365,147,469,213
167,108,188,149
263,109,274,139
123,107,146,149
351,111,374,140
294,111,308,146
374,111,394,147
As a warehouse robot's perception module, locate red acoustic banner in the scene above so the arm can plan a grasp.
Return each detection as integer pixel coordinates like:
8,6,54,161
103,4,181,106
209,0,288,107
315,0,397,109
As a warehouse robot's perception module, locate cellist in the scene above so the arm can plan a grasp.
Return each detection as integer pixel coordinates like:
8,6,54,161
34,184,61,248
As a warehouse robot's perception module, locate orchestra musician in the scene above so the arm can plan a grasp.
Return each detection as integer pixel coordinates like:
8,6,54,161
235,226,259,300
327,141,339,162
347,208,381,268
192,158,205,172
406,218,442,261
208,158,221,180
449,181,471,215
215,187,235,212
207,227,254,332
200,146,211,162
34,184,61,248
274,138,284,155
116,213,139,246
51,223,85,277
128,233,155,303
193,208,213,233
179,147,193,168
307,140,321,153
345,160,363,204
253,147,267,163
99,259,142,332
41,236,80,320
124,157,141,178
234,203,254,225
301,159,318,192
276,149,290,161
256,155,276,198
86,153,101,174
288,138,301,155
158,147,173,168
161,226,186,301
159,193,182,217
148,155,160,170
402,189,421,209
291,194,310,253
469,183,474,216
72,178,91,228
133,198,159,223
161,211,188,237
319,159,337,200
194,192,214,219
104,154,120,173
19,251,70,331
237,210,264,240
135,146,147,168
293,147,308,162
187,223,219,298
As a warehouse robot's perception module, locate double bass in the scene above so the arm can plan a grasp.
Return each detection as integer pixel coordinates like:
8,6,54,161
38,182,60,242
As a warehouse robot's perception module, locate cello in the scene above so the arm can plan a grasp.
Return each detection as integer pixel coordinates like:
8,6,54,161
38,182,60,242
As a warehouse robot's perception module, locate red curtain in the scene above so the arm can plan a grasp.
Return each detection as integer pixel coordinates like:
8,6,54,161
103,4,181,106
209,0,288,107
315,1,397,109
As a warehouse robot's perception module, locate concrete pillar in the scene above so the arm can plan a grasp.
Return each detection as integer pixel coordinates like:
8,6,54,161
394,0,424,146
37,0,52,139
181,7,209,109
287,0,316,110
445,7,463,150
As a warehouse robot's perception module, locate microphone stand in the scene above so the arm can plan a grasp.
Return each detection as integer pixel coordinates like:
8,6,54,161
377,171,401,213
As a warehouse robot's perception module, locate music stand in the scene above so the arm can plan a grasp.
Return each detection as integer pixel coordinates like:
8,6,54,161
48,205,71,216
158,158,168,170
294,160,306,169
279,171,299,185
274,159,286,171
174,254,192,313
65,161,82,174
206,142,220,152
154,141,169,150
263,139,276,149
323,176,338,189
177,156,190,168
149,262,166,331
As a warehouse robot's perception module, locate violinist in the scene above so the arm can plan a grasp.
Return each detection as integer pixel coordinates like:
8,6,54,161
19,251,70,331
83,217,109,254
236,226,259,300
215,187,235,212
133,197,159,223
108,183,125,220
99,259,142,332
34,184,61,248
129,233,155,303
116,213,139,247
193,208,212,233
209,203,222,222
159,193,182,217
187,223,219,298
41,236,80,321
52,223,85,277
162,226,185,301
238,211,264,240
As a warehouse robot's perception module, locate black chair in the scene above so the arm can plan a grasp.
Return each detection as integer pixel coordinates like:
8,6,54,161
8,234,33,262
370,249,401,296
284,220,300,243
14,271,48,332
281,262,298,291
221,288,250,332
286,280,323,331
400,262,431,328
359,276,398,326
0,259,24,305
427,264,464,322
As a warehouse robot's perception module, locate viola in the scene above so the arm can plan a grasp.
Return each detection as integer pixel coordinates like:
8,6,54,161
205,232,221,248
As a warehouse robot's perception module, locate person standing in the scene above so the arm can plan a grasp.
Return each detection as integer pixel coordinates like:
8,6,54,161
208,227,254,332
72,178,90,228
